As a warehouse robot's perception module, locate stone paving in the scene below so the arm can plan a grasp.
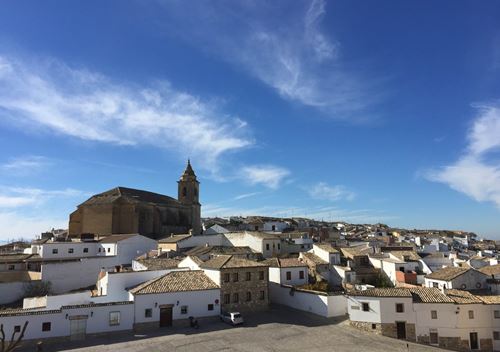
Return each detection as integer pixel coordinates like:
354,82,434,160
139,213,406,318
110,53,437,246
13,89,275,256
23,306,447,352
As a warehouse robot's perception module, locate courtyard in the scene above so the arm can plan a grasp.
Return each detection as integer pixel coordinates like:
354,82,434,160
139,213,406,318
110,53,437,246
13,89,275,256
21,306,447,352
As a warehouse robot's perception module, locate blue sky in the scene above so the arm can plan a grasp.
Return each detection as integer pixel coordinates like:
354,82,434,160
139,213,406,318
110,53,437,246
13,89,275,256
0,0,499,240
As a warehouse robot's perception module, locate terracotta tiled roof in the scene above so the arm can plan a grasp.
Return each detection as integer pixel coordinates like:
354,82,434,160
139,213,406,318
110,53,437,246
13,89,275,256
351,287,454,303
200,255,268,270
264,258,307,268
136,258,181,270
314,243,339,253
129,270,219,295
475,295,500,305
388,251,421,261
301,252,328,265
80,187,179,206
445,289,483,304
479,264,500,276
425,266,469,281
351,288,412,298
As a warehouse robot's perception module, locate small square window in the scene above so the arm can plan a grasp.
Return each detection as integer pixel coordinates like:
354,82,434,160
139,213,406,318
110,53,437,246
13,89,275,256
371,324,376,330
83,248,89,253
208,304,214,311
109,311,120,326
181,306,188,314
431,310,438,319
223,273,230,282
233,293,239,303
362,303,369,312
145,309,152,318
42,322,51,332
494,310,500,319
259,271,264,280
468,310,474,319
259,290,265,300
233,273,239,282
246,292,252,302
286,271,292,280
14,325,20,333
68,248,74,254
432,282,438,288
493,331,500,341
396,303,404,313
8,264,15,270
246,272,251,281
52,249,58,254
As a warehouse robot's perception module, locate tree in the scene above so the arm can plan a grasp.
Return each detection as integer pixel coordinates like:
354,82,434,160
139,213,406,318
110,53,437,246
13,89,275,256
0,321,28,352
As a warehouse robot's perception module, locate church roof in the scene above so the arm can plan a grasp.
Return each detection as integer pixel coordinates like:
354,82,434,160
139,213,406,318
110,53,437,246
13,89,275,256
79,187,180,207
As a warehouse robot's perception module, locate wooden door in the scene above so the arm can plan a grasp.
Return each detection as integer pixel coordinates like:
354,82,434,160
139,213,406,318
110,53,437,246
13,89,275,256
396,322,406,339
70,318,87,341
470,332,479,350
159,306,173,327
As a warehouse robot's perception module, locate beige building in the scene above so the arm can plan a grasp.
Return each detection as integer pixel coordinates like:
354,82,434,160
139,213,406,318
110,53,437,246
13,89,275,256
69,160,201,239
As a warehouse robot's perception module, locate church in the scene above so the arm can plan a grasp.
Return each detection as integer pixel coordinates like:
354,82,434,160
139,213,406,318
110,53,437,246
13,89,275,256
68,160,201,239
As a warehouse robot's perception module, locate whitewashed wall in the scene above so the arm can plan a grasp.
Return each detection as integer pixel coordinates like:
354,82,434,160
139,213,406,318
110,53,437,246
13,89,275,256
131,289,220,323
268,266,308,286
0,281,28,304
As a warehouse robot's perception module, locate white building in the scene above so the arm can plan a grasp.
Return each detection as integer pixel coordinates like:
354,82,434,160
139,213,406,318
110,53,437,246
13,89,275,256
424,266,490,291
266,258,308,286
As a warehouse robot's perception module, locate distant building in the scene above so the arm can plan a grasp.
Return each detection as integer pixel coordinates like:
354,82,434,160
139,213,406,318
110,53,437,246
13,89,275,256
69,160,201,238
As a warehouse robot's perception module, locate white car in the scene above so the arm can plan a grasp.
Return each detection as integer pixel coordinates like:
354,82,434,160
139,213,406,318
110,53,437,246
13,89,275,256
220,311,244,326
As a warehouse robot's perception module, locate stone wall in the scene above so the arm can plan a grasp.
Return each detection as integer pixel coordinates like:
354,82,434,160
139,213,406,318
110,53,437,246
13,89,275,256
350,321,382,334
221,267,269,312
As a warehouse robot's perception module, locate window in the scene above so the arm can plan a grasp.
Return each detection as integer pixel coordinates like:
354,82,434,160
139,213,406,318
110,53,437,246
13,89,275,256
14,326,20,333
52,248,58,254
145,309,152,318
68,248,74,254
246,292,252,302
266,244,270,251
109,311,120,326
181,306,188,314
224,294,230,304
299,271,304,279
371,324,376,330
8,264,15,270
396,303,404,313
430,331,439,345
254,226,259,231
286,271,292,281
223,273,230,283
493,332,500,341
362,303,369,312
460,283,467,289
494,310,500,319
468,310,474,319
83,248,89,253
208,304,214,311
233,273,239,282
431,310,438,319
260,291,265,300
98,248,102,253
233,293,239,303
245,272,251,281
432,282,438,288
278,243,280,250
42,322,51,332
259,271,264,280
107,248,111,253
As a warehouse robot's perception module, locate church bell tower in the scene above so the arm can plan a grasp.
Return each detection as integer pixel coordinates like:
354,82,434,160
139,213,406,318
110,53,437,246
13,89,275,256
178,159,201,234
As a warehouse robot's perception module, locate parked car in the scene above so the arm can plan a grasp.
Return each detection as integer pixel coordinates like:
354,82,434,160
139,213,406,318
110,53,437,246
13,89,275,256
220,311,244,325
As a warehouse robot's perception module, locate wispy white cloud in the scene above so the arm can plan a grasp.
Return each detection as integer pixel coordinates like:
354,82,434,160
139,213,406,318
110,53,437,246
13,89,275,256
308,182,356,201
158,0,378,117
202,203,395,224
233,192,261,201
0,55,253,169
0,186,86,209
426,104,500,209
239,165,290,189
1,155,51,174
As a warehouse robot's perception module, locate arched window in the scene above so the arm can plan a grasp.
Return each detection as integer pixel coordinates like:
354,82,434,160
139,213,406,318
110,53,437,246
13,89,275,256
182,187,187,197
194,188,198,197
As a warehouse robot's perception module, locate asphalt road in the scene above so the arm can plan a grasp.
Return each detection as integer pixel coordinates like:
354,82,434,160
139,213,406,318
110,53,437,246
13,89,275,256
23,306,446,352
